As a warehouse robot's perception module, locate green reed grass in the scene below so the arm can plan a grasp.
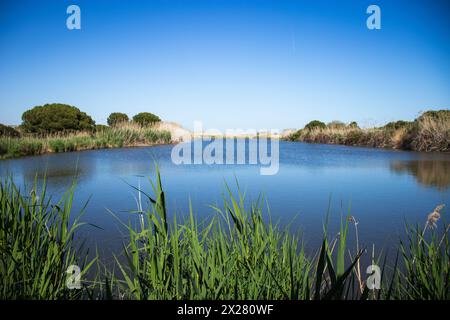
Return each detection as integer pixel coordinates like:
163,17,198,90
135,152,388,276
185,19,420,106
389,223,450,299
108,168,449,300
0,123,172,159
0,177,96,299
0,170,448,300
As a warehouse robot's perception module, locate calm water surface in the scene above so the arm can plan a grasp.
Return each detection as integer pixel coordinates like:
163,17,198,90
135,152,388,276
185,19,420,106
1,141,449,258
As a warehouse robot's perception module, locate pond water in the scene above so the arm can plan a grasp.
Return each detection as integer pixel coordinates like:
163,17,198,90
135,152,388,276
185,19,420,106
1,140,449,259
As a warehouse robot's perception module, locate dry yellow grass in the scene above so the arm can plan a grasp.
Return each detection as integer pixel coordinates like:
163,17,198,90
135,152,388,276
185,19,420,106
411,112,450,152
289,110,450,152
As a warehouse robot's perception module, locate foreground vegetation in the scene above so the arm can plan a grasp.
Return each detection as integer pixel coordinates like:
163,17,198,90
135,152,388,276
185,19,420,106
0,122,171,159
288,110,450,152
0,178,96,299
0,170,448,300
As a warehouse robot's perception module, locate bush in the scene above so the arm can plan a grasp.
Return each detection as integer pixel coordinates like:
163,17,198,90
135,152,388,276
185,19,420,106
417,110,450,121
348,121,359,129
384,120,413,131
107,112,129,126
304,120,326,131
132,112,161,127
21,103,95,134
327,120,346,129
0,124,20,138
288,129,302,141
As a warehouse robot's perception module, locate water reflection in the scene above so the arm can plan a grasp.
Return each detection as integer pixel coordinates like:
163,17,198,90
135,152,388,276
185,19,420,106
1,142,450,256
0,153,97,189
390,160,450,190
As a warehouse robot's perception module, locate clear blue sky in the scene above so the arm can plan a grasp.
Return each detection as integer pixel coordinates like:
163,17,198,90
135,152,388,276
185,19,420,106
0,0,449,130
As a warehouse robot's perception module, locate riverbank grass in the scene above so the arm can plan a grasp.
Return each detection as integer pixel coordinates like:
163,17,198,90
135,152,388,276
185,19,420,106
0,122,172,159
0,178,96,299
288,110,450,152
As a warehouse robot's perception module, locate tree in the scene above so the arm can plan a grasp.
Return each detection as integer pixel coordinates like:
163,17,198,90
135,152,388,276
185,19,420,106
132,112,161,126
21,103,95,133
304,120,326,131
107,112,129,126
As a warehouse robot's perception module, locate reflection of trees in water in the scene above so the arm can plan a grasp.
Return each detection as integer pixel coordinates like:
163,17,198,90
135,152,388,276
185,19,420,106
19,156,96,189
391,160,450,190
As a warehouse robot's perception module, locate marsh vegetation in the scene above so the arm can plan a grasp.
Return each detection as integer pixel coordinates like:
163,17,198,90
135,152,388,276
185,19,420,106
0,103,170,159
0,122,171,159
288,110,450,153
1,170,448,300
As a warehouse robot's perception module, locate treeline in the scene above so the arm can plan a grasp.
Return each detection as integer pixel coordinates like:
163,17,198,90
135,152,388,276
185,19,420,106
287,110,450,152
1,103,162,136
0,103,170,159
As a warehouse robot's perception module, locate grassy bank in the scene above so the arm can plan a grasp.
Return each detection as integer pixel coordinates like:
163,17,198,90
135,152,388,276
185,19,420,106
288,110,450,152
0,122,172,159
0,170,448,300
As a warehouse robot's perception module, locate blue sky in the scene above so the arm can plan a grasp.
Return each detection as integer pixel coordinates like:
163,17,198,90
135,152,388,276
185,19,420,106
0,0,449,130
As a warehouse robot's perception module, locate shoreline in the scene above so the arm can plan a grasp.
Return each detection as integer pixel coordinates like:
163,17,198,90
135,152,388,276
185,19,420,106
285,111,449,153
282,139,450,154
0,123,173,160
2,134,450,161
0,140,176,160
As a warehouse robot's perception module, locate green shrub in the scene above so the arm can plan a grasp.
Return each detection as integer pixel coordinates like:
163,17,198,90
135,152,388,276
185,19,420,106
107,113,129,126
21,103,95,133
132,112,161,127
304,120,326,131
384,120,413,131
